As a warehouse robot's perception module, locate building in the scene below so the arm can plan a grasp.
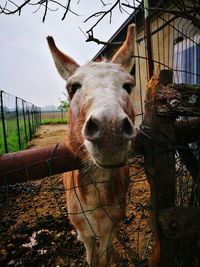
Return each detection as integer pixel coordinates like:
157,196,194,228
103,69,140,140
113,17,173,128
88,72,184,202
93,0,200,127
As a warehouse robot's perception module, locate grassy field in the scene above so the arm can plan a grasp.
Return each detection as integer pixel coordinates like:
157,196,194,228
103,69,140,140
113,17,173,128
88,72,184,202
41,111,67,125
0,118,27,154
0,112,67,154
0,116,40,154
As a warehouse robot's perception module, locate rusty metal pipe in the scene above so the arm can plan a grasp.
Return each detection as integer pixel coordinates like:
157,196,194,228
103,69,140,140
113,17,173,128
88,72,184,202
0,143,80,186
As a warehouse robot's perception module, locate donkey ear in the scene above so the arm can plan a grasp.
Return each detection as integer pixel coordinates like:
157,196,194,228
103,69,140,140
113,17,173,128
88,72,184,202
47,36,80,80
111,24,135,73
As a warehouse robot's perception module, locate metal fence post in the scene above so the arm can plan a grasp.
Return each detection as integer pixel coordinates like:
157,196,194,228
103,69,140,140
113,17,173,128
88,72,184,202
144,0,154,79
32,105,34,133
31,104,35,134
27,108,32,139
22,100,28,147
0,91,8,153
39,107,42,124
38,107,41,128
36,107,40,129
15,97,21,150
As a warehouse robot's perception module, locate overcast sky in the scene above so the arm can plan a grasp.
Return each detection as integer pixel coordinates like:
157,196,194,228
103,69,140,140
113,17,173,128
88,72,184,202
0,1,130,107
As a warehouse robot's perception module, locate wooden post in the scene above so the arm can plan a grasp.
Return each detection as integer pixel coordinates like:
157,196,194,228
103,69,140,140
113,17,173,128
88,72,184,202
143,69,176,208
142,70,176,266
158,207,200,267
141,69,200,266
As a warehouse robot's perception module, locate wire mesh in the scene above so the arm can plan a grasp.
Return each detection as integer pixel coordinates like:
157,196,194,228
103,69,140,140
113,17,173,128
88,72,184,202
0,91,41,154
0,153,152,266
0,131,199,266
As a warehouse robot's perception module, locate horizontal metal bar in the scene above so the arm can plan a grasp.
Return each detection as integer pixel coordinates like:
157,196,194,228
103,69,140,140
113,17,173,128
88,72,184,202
0,143,80,186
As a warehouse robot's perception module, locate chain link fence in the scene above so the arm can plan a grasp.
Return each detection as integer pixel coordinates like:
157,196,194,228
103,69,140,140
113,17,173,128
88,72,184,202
0,91,41,154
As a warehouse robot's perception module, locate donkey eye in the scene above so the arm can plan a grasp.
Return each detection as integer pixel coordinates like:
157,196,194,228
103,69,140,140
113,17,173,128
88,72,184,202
71,82,81,94
123,83,133,94
70,82,81,97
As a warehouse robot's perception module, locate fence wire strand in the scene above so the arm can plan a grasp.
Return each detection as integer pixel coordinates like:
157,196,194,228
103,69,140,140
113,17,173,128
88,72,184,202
0,91,41,154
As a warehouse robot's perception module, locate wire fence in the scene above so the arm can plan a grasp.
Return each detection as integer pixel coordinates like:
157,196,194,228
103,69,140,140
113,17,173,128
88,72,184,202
0,153,151,266
0,136,199,266
41,111,67,124
0,91,41,154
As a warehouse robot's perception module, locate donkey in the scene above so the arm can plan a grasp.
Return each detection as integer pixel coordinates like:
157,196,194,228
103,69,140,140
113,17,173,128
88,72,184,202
47,24,135,267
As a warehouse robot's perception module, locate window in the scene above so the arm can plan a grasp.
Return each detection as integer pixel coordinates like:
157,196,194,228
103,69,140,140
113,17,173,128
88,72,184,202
173,36,200,84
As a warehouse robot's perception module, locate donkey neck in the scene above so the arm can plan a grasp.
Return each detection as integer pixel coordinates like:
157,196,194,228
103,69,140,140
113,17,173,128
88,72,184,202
77,166,128,205
79,167,111,185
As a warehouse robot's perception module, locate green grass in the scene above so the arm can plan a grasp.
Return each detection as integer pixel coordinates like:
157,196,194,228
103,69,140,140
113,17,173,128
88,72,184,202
40,112,67,125
0,112,66,154
41,118,67,125
0,120,22,154
0,117,39,154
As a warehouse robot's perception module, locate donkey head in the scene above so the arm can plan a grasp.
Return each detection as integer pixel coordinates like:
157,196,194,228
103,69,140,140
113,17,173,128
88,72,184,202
47,25,135,169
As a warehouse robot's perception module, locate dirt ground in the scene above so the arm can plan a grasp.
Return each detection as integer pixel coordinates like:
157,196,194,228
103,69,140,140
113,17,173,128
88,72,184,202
0,125,152,267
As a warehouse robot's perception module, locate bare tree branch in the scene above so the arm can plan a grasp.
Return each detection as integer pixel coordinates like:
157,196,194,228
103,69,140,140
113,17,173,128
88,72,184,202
43,0,48,22
0,0,31,15
1,0,199,48
0,0,79,21
61,0,71,20
84,0,122,34
86,31,122,45
0,0,131,43
50,0,79,16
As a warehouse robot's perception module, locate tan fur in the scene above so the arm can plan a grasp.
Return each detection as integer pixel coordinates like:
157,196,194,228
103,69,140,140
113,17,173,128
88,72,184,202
111,24,135,73
48,24,136,267
63,88,134,266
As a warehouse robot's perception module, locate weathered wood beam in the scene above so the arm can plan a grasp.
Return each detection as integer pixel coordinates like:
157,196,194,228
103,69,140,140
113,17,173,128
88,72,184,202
143,70,176,267
143,70,176,209
175,117,200,145
133,117,200,155
141,71,175,267
157,206,200,266
143,70,200,267
158,206,200,239
156,83,200,117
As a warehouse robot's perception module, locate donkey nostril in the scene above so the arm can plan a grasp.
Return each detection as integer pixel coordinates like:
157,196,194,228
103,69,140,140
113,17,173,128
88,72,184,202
83,117,100,141
122,117,135,139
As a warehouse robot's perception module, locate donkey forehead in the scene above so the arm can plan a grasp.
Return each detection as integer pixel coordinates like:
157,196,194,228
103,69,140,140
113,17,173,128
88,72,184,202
67,61,134,88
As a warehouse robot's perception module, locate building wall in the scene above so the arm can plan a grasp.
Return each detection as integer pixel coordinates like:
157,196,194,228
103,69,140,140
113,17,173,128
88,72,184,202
132,10,200,127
